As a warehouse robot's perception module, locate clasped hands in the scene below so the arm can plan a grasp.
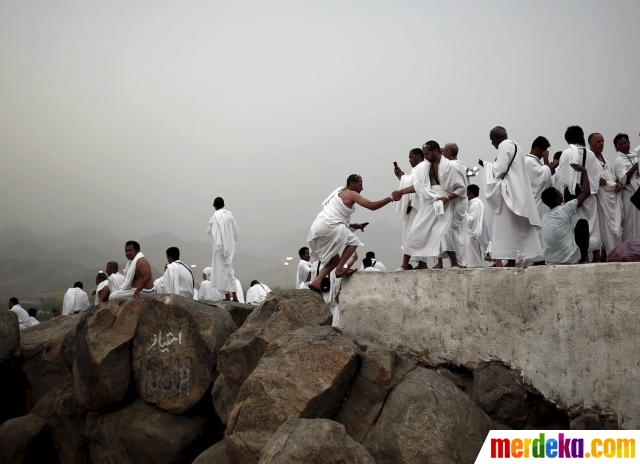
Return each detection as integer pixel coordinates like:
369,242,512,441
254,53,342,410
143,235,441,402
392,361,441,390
390,191,403,201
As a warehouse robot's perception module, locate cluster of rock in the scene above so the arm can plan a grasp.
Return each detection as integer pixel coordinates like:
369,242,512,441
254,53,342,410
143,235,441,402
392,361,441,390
0,290,612,464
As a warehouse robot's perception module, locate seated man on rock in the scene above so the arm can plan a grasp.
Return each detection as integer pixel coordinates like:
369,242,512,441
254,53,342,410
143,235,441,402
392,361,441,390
361,257,381,271
153,247,195,298
62,282,90,315
245,280,273,305
541,163,591,265
109,240,155,301
8,297,36,330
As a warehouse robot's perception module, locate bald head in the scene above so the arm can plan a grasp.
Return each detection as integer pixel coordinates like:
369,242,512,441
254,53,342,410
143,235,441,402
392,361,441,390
490,126,508,149
443,143,459,160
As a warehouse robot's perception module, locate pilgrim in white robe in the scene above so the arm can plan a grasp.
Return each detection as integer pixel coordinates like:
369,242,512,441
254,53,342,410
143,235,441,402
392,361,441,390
62,287,90,315
107,272,125,293
109,252,156,301
207,208,239,294
553,144,602,252
449,159,469,267
235,275,245,303
525,154,552,262
10,304,35,330
154,260,194,298
595,153,623,252
198,267,224,301
403,158,467,260
296,260,312,289
310,261,341,327
246,282,272,305
464,198,491,268
29,316,40,326
307,187,363,264
396,162,426,261
483,140,541,260
359,260,386,271
614,145,640,242
95,280,109,305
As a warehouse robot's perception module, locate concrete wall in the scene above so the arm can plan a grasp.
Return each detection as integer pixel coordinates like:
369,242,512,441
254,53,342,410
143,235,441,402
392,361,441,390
340,263,640,429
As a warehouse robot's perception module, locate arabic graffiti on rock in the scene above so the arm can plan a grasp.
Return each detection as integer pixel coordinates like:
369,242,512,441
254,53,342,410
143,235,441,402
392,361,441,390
143,324,192,398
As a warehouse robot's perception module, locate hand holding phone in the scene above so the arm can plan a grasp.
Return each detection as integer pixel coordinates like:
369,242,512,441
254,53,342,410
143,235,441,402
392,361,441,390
361,222,369,231
393,161,399,169
478,159,484,167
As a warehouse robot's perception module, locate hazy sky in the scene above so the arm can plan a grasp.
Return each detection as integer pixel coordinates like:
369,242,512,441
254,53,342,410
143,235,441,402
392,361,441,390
1,0,639,257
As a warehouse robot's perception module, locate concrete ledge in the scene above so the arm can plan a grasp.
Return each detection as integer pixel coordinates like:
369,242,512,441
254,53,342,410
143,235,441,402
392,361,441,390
340,263,640,429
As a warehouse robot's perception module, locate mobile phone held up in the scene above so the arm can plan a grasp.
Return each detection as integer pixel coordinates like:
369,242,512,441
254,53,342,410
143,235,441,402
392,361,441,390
393,161,398,169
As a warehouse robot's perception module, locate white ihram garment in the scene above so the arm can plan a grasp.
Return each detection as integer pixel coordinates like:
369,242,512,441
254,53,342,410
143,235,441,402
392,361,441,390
359,260,386,271
95,280,109,305
614,145,640,242
396,162,426,261
198,267,223,301
109,252,156,301
107,272,125,293
296,260,312,289
235,277,245,303
11,304,35,330
483,140,541,260
307,187,363,263
464,198,491,268
62,287,90,315
207,209,239,293
246,283,272,305
554,144,602,251
403,158,467,259
154,260,194,298
309,261,341,327
525,154,552,262
450,159,469,267
595,153,623,252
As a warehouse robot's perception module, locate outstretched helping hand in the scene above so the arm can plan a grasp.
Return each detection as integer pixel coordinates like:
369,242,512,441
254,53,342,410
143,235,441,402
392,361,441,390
391,191,402,201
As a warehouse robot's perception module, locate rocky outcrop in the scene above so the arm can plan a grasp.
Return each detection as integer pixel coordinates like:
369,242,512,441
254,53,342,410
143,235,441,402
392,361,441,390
85,398,215,464
20,314,82,404
259,419,376,464
0,413,55,464
213,290,331,424
0,311,24,425
200,300,255,328
225,326,362,464
473,362,528,428
132,295,237,414
362,367,495,464
192,440,231,464
73,300,142,410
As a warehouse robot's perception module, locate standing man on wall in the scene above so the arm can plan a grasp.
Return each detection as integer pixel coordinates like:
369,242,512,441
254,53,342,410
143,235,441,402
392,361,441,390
207,197,240,301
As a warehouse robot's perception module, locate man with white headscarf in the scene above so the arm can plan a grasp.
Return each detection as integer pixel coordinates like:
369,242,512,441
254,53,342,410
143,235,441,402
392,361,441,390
62,282,90,315
307,174,399,293
613,132,640,242
207,197,239,301
553,126,603,262
197,267,223,301
394,148,428,268
483,127,541,266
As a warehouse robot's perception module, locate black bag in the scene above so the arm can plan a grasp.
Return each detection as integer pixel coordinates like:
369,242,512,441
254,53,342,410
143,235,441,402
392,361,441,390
501,142,518,179
563,148,587,203
630,188,640,210
316,262,331,292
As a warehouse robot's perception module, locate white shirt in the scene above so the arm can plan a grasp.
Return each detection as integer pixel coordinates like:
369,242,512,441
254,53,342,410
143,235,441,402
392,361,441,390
29,316,40,326
154,260,194,298
542,200,581,265
359,260,386,271
10,304,34,330
362,267,381,272
245,283,272,305
108,272,125,293
296,260,312,288
62,287,90,315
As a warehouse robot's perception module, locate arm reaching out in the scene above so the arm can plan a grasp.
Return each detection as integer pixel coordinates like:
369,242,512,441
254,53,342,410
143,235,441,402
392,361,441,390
340,189,399,211
571,163,591,207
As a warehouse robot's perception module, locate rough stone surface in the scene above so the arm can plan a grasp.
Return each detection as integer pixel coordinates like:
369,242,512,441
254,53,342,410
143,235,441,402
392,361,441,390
48,376,89,464
259,419,376,464
570,413,603,430
226,326,362,464
192,440,231,464
85,398,214,464
0,310,20,363
335,346,416,442
20,314,82,404
0,311,24,425
361,367,494,464
211,374,242,425
73,300,142,410
473,362,528,428
0,413,55,464
213,290,331,423
200,300,255,328
340,263,640,429
132,295,237,414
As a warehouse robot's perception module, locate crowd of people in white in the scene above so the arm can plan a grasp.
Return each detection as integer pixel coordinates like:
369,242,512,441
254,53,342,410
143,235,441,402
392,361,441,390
9,126,639,329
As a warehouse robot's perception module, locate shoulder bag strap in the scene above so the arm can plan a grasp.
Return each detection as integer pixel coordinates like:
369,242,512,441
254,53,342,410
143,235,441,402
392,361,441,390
501,143,518,180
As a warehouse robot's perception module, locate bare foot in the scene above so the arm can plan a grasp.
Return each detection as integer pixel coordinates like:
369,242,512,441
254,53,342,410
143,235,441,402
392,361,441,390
415,262,428,270
308,284,323,294
335,268,357,278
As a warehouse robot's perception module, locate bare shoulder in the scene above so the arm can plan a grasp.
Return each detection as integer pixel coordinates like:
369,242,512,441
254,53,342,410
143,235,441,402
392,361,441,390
138,257,151,269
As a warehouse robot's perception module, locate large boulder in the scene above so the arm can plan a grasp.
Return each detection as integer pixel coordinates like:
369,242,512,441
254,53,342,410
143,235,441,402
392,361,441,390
225,326,362,464
132,295,237,414
0,413,56,464
259,419,375,464
362,367,495,464
200,300,255,328
213,290,331,424
472,362,528,428
192,440,231,464
85,398,215,464
73,300,142,410
48,376,89,464
21,314,82,404
0,311,24,425
336,346,416,442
